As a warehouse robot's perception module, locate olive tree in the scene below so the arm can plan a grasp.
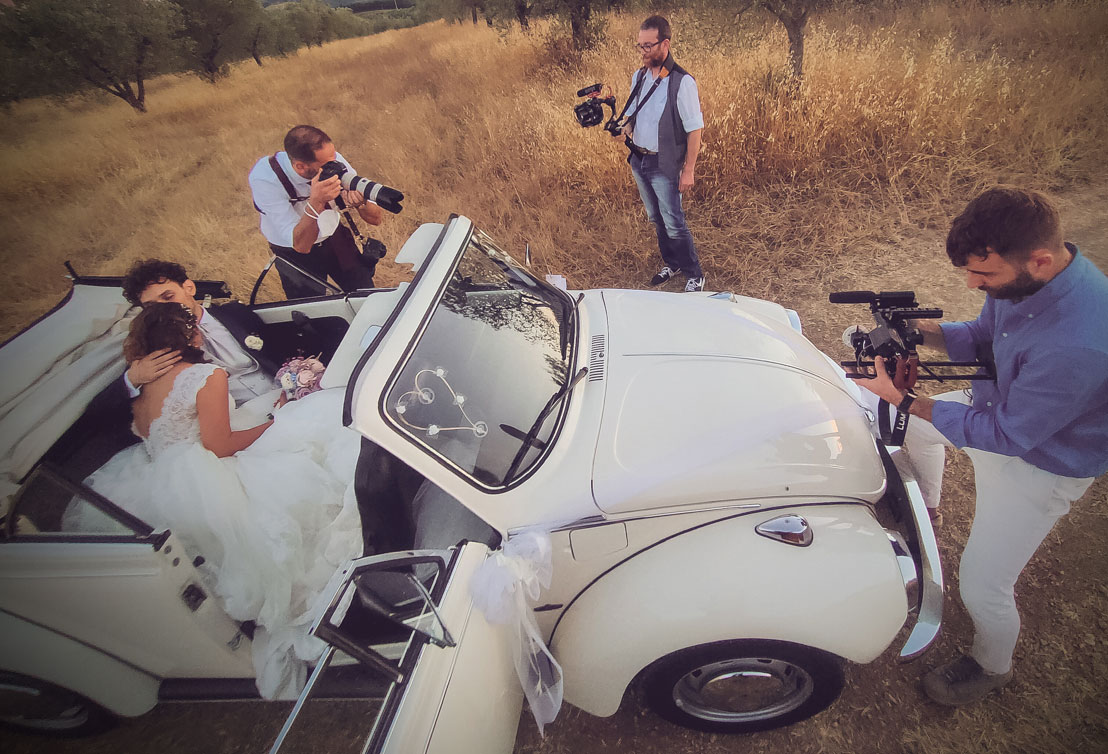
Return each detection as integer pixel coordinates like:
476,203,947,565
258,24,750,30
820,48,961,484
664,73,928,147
738,0,829,82
173,0,265,83
0,0,183,112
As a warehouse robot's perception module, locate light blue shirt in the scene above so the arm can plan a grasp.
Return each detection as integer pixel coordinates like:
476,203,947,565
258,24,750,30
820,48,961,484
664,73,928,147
628,68,704,154
932,245,1108,478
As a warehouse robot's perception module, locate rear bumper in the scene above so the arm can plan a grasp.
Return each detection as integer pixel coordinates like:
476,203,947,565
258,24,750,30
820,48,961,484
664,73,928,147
876,442,943,661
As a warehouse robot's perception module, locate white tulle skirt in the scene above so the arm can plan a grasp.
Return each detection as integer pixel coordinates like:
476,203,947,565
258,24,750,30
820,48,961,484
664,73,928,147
80,388,363,699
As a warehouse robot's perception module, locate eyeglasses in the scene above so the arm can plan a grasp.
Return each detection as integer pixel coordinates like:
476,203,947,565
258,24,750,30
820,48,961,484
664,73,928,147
634,40,665,52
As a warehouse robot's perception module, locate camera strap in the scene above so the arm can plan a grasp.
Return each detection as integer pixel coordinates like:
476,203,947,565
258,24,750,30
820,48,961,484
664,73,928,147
878,399,911,446
270,155,308,203
878,355,918,446
255,154,308,214
621,62,670,133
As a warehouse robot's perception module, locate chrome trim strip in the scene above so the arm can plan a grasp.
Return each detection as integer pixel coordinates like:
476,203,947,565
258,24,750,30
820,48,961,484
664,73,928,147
532,498,875,537
898,477,943,661
542,516,606,534
267,645,336,754
886,530,919,612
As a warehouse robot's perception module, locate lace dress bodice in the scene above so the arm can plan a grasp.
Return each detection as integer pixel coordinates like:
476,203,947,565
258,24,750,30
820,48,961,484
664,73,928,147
142,363,223,458
85,374,361,701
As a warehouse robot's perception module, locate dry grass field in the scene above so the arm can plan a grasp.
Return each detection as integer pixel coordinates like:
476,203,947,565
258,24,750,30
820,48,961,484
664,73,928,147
1,2,1106,337
1,2,1107,753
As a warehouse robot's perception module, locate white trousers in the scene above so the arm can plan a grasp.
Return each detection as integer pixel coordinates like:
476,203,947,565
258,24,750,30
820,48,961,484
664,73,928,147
877,391,1094,673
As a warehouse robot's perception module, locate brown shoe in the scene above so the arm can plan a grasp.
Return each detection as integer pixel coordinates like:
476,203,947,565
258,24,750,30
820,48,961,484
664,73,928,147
928,507,943,528
923,654,1012,706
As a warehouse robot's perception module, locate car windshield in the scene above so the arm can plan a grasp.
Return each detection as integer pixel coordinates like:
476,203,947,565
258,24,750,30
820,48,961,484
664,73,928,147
384,228,575,488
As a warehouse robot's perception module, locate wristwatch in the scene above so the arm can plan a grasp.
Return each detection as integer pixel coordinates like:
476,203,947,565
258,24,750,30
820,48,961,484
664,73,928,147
897,391,917,414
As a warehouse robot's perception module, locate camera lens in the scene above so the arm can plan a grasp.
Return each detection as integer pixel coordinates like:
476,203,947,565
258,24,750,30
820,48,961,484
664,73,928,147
574,100,604,128
340,172,405,214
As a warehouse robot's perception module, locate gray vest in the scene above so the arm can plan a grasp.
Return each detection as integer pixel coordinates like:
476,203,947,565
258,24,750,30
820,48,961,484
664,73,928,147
630,62,692,181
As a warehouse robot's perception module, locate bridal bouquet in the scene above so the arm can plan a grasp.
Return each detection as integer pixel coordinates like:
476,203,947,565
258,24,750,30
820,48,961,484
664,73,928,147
276,356,326,400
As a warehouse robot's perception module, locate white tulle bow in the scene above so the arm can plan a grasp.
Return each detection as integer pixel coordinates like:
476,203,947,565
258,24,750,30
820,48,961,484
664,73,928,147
470,530,563,736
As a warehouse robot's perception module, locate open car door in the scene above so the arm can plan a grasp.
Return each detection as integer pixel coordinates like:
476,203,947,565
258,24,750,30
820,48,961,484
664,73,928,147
270,543,522,754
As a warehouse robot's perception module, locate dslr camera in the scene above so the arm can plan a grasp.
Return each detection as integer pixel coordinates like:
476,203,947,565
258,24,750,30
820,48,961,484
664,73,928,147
832,290,941,375
318,160,405,215
574,84,624,137
831,289,993,383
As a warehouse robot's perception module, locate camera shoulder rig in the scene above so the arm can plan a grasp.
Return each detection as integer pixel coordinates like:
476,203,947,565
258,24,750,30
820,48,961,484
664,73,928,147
831,290,995,445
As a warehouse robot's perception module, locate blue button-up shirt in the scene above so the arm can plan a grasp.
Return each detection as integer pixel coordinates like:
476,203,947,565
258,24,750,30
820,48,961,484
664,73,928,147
627,69,704,154
932,244,1108,478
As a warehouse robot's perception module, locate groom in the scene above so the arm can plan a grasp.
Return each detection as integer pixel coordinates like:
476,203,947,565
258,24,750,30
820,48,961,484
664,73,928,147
118,260,497,556
120,259,280,408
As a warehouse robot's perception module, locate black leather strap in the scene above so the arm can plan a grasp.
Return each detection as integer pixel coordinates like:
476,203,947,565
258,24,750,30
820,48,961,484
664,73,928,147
624,62,670,132
269,154,307,205
878,395,912,447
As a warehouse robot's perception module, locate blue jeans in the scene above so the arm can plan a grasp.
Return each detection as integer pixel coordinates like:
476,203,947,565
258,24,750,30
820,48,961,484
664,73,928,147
631,153,702,278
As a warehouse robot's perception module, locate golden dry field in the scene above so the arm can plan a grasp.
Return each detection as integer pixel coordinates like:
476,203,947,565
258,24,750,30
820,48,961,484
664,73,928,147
1,2,1107,337
1,3,1107,754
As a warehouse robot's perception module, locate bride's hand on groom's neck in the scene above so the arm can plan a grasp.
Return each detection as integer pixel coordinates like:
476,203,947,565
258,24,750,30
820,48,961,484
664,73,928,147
128,348,182,387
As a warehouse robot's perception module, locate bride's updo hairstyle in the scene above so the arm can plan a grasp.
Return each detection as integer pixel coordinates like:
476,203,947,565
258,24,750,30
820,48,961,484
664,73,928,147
124,302,207,365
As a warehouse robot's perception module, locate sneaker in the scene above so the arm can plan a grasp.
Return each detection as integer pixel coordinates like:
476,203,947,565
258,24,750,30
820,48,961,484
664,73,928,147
649,266,680,286
922,654,1012,706
684,276,705,292
928,507,943,528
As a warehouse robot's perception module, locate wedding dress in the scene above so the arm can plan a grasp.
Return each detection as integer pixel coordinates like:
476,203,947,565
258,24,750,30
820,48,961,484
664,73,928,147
75,363,364,699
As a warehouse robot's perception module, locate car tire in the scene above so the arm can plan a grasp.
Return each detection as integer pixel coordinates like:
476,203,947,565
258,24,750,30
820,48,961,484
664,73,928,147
642,639,845,734
0,672,118,737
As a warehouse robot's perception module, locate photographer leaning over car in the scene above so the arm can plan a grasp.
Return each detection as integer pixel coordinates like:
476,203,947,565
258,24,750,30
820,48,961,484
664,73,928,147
854,187,1108,707
619,15,706,293
249,125,384,299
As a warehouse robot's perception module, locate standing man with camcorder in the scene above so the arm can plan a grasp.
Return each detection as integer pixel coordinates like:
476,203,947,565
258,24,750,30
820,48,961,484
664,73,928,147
249,125,387,299
620,15,706,293
853,187,1108,707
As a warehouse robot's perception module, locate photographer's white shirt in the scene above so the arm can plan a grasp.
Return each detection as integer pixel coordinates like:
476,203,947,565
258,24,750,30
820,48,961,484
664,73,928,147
627,69,704,154
248,150,356,248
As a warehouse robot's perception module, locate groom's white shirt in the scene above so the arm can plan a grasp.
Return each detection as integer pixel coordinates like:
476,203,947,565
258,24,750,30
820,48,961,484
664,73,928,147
125,308,277,405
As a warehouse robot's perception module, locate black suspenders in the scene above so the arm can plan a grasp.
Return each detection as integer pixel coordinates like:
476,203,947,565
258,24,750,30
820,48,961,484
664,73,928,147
254,154,306,214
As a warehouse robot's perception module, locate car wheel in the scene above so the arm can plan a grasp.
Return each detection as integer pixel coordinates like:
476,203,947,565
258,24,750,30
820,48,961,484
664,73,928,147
642,639,845,733
0,672,117,737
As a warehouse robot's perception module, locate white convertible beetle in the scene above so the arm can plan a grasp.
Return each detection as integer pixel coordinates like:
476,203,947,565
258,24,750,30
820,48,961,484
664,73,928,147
0,216,941,751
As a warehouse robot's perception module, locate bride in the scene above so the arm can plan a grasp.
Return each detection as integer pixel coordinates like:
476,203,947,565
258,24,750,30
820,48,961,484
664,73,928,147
77,302,364,699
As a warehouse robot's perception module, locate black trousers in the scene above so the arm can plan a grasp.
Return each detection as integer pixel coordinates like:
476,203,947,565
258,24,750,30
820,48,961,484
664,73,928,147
270,225,375,299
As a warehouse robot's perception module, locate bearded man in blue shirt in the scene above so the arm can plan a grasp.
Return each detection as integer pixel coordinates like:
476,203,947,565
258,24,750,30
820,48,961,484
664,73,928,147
857,186,1108,707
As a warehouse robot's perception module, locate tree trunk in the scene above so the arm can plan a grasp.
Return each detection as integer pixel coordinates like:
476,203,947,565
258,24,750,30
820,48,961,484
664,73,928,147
763,3,808,83
515,0,529,30
201,43,220,83
251,27,263,66
471,6,477,24
784,18,804,80
85,73,146,113
119,88,146,112
569,0,591,51
134,38,148,112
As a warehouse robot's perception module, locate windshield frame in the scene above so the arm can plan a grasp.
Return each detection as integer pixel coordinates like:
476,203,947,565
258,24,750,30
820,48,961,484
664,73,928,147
377,223,578,493
343,218,458,426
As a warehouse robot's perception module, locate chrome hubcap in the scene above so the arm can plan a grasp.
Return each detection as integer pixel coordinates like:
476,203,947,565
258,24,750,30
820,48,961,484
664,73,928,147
671,657,815,723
